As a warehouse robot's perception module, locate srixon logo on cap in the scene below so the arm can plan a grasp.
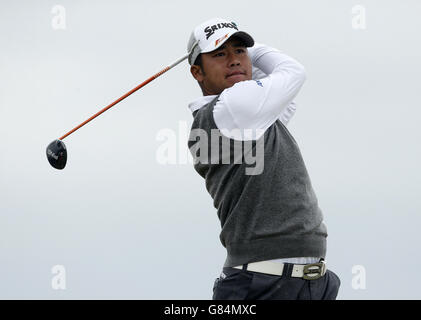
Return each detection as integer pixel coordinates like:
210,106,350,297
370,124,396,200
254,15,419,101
204,22,238,40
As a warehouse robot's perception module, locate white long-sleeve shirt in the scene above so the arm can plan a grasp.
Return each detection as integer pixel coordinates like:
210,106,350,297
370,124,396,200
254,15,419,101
188,43,306,141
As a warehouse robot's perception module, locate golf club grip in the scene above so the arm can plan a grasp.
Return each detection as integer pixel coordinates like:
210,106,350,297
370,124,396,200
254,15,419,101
58,66,172,141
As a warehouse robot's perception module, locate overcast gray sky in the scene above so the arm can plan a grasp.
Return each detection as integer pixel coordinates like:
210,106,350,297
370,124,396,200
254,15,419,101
1,0,420,299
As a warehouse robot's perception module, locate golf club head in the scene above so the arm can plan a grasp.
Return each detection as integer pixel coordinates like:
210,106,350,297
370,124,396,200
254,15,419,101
46,139,67,170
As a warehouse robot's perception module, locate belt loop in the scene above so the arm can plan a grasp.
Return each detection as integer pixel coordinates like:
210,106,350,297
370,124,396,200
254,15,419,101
242,264,248,271
284,263,293,278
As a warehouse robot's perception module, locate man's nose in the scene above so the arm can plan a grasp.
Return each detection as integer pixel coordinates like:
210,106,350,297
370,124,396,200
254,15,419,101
227,51,240,67
229,60,240,67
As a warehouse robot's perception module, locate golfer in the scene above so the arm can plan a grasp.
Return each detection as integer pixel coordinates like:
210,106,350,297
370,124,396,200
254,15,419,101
187,18,341,300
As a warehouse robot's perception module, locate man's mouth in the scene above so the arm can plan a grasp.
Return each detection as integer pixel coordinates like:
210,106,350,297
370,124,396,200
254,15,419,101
226,71,246,79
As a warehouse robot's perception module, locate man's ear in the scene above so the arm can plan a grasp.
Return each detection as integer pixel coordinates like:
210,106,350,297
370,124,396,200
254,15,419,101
190,65,204,82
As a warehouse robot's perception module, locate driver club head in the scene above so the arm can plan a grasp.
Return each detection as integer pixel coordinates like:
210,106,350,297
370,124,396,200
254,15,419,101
46,139,67,170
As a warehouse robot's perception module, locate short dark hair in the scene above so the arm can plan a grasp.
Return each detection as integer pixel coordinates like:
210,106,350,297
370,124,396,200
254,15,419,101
193,54,203,71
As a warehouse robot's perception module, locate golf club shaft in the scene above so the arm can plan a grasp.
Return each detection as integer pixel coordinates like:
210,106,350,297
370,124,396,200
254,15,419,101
58,53,189,141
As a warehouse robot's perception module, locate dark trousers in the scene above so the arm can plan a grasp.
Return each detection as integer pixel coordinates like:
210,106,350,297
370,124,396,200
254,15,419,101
212,263,341,300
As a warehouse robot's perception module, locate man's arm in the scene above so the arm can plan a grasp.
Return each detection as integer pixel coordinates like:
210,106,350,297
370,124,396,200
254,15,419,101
252,66,297,127
213,43,306,140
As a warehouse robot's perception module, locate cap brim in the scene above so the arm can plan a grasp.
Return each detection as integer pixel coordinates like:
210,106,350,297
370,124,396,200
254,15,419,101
202,30,254,54
230,31,254,48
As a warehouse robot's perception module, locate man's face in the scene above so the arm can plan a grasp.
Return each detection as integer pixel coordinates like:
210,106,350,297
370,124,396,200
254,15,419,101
190,37,252,96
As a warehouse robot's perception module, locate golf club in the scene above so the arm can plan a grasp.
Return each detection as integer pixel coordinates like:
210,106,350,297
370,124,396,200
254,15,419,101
46,48,195,170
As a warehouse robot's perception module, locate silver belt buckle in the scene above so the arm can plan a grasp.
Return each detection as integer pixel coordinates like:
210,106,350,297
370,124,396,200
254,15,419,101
302,260,326,280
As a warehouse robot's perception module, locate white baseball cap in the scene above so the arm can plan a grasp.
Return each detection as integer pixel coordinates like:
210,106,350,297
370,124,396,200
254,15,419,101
187,18,254,65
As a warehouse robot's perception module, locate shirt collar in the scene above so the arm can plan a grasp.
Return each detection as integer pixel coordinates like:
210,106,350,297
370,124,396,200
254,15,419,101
188,95,218,113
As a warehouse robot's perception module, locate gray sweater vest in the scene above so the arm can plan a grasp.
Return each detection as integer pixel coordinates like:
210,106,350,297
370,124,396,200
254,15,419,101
188,97,327,267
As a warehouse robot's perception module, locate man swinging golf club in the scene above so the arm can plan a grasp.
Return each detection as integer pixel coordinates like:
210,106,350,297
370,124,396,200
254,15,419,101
44,15,340,301
186,18,341,300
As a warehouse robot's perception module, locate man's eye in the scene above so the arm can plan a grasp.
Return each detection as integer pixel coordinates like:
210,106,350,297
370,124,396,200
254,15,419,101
214,52,225,57
236,48,246,53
